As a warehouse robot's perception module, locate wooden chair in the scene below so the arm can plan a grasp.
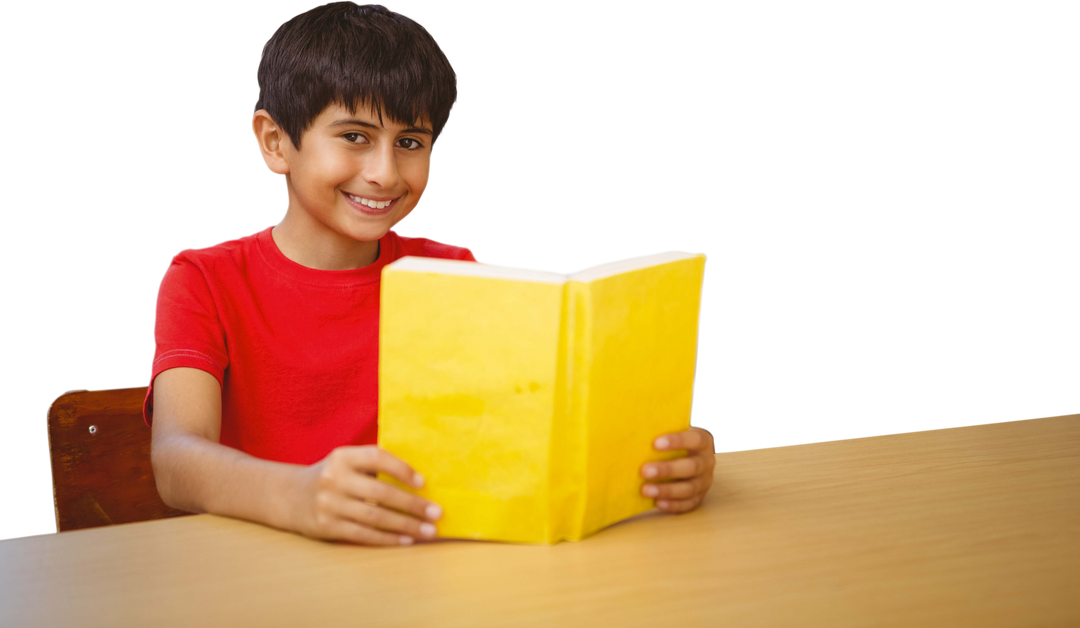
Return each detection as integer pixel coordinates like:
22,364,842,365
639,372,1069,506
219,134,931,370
47,387,192,532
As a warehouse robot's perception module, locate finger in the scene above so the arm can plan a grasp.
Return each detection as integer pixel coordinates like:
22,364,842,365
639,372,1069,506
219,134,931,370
654,427,714,454
339,447,440,520
641,452,709,481
332,496,438,540
325,518,415,547
656,495,703,514
641,477,705,501
338,446,425,489
339,472,443,522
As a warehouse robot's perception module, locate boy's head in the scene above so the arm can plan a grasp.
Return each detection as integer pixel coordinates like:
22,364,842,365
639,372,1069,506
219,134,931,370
255,2,456,151
252,3,457,252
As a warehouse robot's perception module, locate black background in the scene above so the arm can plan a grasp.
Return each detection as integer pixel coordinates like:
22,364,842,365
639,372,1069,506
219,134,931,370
6,2,1071,536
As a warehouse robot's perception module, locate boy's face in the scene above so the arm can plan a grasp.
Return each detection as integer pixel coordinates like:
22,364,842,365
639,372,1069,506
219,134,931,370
277,101,433,243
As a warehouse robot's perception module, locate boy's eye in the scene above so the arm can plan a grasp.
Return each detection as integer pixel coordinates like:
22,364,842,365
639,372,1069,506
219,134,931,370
397,138,424,150
341,132,421,150
343,132,366,143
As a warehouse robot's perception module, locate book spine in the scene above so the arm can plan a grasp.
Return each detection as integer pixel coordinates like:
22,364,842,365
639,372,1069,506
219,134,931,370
546,281,590,543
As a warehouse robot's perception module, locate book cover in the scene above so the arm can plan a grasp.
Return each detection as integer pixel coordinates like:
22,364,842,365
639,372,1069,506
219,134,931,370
377,252,706,544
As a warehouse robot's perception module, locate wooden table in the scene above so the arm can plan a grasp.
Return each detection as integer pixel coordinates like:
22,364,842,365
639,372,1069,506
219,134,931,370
3,414,1078,627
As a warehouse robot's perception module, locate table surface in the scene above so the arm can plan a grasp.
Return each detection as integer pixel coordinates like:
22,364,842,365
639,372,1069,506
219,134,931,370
3,414,1078,627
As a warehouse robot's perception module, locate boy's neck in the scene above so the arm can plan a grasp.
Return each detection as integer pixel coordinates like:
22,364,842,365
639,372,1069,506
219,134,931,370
272,217,382,270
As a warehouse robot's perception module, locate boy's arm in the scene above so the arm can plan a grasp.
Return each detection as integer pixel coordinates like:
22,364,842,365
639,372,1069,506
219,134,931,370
149,367,300,530
150,367,443,545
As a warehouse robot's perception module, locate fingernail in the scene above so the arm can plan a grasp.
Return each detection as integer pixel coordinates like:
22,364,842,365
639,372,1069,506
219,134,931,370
643,485,659,497
426,504,442,520
420,523,437,538
655,437,669,450
399,535,414,545
644,466,658,478
657,500,669,509
413,473,424,488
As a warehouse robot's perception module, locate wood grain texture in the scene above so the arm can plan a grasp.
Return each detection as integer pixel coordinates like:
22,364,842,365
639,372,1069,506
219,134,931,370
47,387,192,531
10,413,1079,627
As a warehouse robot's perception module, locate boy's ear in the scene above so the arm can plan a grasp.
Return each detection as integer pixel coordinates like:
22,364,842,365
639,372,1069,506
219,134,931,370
253,110,291,175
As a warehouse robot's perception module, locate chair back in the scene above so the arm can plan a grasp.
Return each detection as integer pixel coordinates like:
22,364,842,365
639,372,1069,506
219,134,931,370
47,387,191,531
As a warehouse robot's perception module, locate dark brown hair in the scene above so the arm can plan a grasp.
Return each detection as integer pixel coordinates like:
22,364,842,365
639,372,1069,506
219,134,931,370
255,3,457,149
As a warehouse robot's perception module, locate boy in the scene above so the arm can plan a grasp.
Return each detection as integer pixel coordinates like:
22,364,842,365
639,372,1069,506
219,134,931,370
148,2,715,547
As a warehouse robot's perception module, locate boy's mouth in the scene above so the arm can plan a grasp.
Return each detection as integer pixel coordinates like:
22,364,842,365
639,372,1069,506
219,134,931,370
343,191,399,216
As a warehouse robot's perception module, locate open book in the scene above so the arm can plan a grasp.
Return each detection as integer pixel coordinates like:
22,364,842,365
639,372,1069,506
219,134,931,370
377,251,706,544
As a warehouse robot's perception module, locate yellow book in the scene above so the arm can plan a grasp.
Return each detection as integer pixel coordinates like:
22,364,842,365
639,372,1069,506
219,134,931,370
377,252,706,544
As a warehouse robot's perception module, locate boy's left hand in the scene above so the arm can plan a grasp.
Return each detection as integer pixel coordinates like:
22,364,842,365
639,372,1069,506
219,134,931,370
641,427,715,513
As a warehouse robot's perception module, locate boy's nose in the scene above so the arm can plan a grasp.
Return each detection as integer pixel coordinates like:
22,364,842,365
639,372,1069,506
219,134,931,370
358,153,401,184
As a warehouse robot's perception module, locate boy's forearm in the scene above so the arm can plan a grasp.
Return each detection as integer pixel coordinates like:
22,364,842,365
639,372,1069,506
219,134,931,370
152,431,305,533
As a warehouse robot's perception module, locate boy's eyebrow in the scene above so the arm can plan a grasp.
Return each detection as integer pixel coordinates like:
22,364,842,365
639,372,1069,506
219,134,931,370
328,119,433,135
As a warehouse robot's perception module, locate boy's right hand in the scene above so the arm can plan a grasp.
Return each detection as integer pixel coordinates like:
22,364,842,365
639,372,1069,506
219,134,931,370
293,446,442,546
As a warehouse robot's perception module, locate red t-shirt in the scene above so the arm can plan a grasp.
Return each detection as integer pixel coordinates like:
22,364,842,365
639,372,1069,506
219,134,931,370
145,226,476,465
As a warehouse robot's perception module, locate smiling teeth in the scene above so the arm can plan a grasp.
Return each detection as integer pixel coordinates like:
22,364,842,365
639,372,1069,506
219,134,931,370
347,193,393,209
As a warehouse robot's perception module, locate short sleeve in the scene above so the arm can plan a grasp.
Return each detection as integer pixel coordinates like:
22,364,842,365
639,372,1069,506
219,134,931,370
457,248,477,262
143,255,229,425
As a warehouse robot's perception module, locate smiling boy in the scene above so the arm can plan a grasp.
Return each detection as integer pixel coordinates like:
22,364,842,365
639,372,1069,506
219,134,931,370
147,2,715,547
